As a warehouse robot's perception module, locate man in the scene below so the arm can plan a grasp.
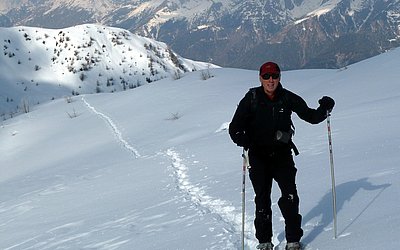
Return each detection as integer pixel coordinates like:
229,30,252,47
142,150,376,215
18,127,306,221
229,62,334,250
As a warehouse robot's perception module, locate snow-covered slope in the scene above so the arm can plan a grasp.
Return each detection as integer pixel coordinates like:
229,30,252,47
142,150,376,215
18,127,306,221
0,48,399,249
0,24,217,118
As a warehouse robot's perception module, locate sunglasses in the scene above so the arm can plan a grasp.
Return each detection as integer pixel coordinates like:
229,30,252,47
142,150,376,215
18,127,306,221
262,73,280,80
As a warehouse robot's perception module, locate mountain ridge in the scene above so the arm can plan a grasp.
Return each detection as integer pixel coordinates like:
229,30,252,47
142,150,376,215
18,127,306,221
0,24,217,118
1,0,399,70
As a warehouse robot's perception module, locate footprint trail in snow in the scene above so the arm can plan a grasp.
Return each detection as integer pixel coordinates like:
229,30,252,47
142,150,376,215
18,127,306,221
82,96,140,158
166,148,258,249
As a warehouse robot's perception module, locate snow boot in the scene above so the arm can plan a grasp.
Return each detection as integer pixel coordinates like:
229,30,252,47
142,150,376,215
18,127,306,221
285,242,301,250
256,242,274,250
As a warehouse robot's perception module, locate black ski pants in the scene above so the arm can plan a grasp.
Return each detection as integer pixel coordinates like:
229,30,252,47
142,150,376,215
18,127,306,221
248,147,304,243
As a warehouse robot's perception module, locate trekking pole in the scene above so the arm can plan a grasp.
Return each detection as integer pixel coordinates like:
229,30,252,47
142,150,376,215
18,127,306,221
326,111,338,239
241,148,250,250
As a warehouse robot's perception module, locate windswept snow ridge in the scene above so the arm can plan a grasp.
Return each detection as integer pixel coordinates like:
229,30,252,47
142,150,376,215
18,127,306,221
82,97,140,158
165,148,258,249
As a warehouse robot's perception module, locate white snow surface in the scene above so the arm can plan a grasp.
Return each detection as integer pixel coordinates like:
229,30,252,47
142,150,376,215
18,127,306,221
1,48,400,249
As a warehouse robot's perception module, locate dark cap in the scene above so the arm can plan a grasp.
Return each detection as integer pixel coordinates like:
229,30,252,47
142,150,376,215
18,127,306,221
259,62,280,76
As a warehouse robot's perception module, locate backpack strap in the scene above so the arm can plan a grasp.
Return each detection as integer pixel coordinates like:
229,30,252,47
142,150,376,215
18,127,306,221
290,140,299,155
249,87,258,113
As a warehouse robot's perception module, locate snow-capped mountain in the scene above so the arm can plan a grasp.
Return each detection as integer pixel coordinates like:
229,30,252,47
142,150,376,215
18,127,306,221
1,0,399,70
0,24,217,118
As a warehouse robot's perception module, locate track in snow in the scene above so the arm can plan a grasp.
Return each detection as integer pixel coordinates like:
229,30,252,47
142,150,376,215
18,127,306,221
166,148,258,249
82,97,260,248
82,97,140,158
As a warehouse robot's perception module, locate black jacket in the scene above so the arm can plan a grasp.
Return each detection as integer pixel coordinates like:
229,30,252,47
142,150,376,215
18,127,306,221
229,84,327,150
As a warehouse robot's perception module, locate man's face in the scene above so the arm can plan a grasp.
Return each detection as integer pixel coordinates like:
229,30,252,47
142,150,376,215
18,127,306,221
260,73,280,95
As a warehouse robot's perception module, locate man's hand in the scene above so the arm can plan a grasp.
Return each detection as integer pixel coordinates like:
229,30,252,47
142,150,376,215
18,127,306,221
319,96,335,112
233,131,250,150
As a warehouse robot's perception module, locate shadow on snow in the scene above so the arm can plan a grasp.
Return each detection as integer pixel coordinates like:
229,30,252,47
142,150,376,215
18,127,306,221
276,177,390,245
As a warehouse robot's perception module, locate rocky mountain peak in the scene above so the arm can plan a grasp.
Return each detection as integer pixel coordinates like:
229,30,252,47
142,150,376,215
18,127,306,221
1,0,399,69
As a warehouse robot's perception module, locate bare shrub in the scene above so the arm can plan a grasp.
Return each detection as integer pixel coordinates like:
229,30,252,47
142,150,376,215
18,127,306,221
65,96,74,103
166,112,182,120
66,108,80,118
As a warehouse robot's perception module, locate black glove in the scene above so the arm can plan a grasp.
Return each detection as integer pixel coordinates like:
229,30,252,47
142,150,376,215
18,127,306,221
318,96,335,112
233,132,250,150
